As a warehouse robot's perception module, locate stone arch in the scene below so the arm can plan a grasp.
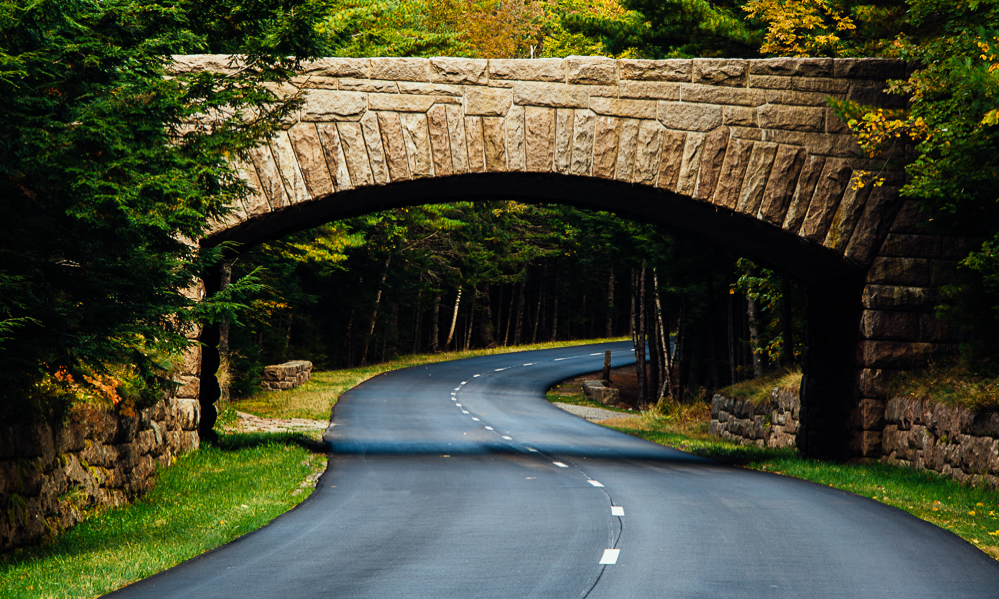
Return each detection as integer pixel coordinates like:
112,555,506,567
177,55,956,459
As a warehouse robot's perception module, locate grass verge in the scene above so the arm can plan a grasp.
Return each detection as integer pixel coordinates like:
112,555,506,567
234,337,629,420
600,413,999,560
546,382,636,414
0,433,327,599
887,361,999,413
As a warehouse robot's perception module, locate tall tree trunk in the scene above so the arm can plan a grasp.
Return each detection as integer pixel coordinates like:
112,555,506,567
502,282,516,346
653,268,670,400
464,295,475,350
647,293,661,404
412,283,423,353
550,263,560,342
430,294,441,353
781,275,796,366
632,268,647,407
606,268,615,337
674,301,686,401
531,264,546,344
478,284,497,347
513,278,526,346
217,261,232,407
361,256,391,366
444,288,462,350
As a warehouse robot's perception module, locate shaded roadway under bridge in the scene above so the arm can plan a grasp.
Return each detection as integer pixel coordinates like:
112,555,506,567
173,55,961,460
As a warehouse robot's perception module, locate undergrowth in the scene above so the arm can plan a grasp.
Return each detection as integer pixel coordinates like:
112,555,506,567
717,366,802,405
887,361,999,413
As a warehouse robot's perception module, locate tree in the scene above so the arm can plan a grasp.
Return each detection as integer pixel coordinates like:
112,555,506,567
0,0,322,419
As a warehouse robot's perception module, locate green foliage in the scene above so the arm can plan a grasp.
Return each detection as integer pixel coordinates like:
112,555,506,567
563,0,765,58
733,258,804,366
0,0,318,419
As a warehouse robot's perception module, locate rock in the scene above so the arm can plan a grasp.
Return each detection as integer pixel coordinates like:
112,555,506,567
582,380,621,406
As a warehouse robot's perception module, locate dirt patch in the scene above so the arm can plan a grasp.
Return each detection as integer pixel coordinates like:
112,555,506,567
224,411,329,435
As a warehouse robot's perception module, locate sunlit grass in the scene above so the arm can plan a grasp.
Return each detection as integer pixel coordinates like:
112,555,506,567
602,415,999,560
0,433,327,599
716,366,802,405
234,337,629,421
888,361,999,412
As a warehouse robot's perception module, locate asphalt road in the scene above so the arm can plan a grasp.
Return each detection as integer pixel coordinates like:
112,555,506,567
109,341,999,598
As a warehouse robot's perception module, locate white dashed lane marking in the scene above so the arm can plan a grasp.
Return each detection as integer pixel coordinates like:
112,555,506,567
462,410,469,414
553,462,568,468
587,480,604,488
484,426,494,431
502,436,513,440
611,506,625,516
456,403,461,407
590,353,602,356
494,368,506,372
472,417,480,422
526,447,538,452
599,549,620,565
473,374,480,377
523,363,533,366
554,358,568,361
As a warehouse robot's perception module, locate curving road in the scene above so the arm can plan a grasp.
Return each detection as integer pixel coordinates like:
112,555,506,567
109,342,999,598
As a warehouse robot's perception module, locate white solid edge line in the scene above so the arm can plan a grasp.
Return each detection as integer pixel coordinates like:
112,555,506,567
495,368,505,371
553,461,568,468
554,357,567,361
472,417,480,421
599,549,620,565
502,435,513,440
611,506,625,516
523,363,533,366
588,480,604,487
590,352,602,356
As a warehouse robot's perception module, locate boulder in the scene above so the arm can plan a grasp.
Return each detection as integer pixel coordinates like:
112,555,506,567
582,380,621,406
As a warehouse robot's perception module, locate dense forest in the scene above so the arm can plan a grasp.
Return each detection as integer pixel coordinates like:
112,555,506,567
1,0,996,421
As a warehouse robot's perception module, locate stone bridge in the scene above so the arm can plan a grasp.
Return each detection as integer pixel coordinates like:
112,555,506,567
173,55,958,459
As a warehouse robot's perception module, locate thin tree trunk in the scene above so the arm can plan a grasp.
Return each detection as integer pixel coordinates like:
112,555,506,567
606,268,615,338
513,279,526,346
464,295,475,350
478,284,497,347
444,288,462,350
502,282,515,346
531,265,546,344
781,275,795,366
361,256,391,366
550,263,560,342
647,293,660,404
412,283,423,353
653,268,669,400
217,261,232,407
430,294,441,353
632,268,647,407
674,301,686,401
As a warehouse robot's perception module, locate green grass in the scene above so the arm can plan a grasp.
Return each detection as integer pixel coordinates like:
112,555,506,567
0,433,327,599
887,361,999,413
600,414,999,560
717,366,802,405
234,337,629,420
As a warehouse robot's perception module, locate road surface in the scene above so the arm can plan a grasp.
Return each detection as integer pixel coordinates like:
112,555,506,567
109,341,999,598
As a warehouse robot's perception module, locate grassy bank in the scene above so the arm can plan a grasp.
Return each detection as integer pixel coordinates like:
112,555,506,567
600,414,999,560
0,433,326,599
234,337,629,421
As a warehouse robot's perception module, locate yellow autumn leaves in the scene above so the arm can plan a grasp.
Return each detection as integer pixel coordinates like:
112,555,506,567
743,0,855,57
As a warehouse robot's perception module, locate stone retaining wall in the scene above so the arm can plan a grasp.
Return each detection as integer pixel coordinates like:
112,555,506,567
882,397,999,488
709,388,800,448
260,360,313,391
0,397,200,553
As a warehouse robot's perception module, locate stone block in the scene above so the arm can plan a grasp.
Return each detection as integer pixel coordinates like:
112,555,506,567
758,104,825,132
633,120,664,185
444,105,470,174
482,117,508,172
749,75,850,94
657,130,687,191
249,145,288,209
675,132,706,197
370,58,430,82
337,122,375,187
824,178,873,251
569,109,596,176
852,398,886,431
693,126,729,201
723,106,757,127
525,107,555,173
465,87,513,117
399,82,463,97
339,79,398,93
857,340,940,369
464,116,486,172
582,380,621,405
848,80,908,108
615,118,640,182
764,90,838,106
844,185,903,265
592,116,620,179
301,90,366,122
430,57,488,84
427,105,453,177
513,82,589,109
377,112,411,181
618,81,680,101
851,430,884,457
368,94,436,113
862,285,939,312
833,58,909,80
736,141,779,215
399,112,434,177
710,138,754,210
748,58,834,77
866,256,932,287
589,97,656,120
680,85,766,106
288,122,334,198
657,102,722,132
798,158,851,242
758,145,806,225
505,106,526,172
489,59,565,82
619,59,691,81
300,57,369,79
567,56,618,85
693,59,747,87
